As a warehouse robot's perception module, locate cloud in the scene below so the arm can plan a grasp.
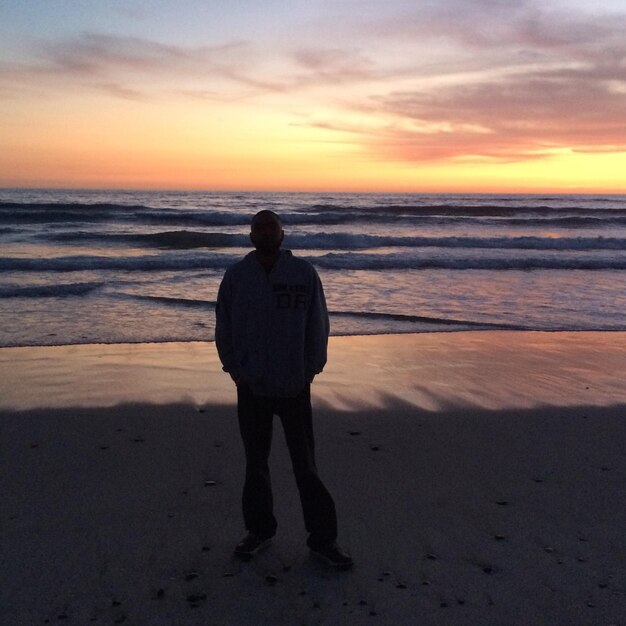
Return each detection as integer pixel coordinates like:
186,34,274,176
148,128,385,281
38,33,257,82
291,47,379,84
4,32,382,101
367,0,624,50
351,61,626,161
3,2,625,165
305,0,626,162
1,32,288,100
94,82,149,101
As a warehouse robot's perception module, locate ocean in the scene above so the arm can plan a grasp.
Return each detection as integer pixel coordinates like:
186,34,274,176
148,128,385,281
1,188,625,348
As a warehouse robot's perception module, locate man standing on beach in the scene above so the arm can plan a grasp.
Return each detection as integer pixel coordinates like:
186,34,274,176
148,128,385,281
215,210,352,569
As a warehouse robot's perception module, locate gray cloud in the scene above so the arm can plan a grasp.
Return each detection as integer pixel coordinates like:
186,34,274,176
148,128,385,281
369,0,625,50
38,33,253,79
291,47,379,84
5,32,381,101
94,82,149,101
0,32,287,100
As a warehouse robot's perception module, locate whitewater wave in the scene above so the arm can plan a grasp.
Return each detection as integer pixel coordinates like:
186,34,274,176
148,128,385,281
2,251,626,272
4,201,626,229
0,281,104,298
46,229,626,252
0,203,348,226
311,252,626,271
0,253,237,272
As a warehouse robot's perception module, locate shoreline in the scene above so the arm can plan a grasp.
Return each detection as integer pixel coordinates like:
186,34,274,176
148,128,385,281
0,321,626,351
3,325,626,352
2,330,625,412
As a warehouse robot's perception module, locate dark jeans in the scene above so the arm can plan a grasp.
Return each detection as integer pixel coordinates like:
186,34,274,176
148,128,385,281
236,383,337,549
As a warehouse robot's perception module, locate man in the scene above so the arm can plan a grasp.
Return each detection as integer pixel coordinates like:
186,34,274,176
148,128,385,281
215,210,352,569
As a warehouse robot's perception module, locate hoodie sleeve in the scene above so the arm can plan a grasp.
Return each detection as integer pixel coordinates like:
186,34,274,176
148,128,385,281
215,269,240,378
305,268,330,381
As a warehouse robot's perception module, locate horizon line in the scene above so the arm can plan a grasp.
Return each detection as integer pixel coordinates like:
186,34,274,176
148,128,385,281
2,185,626,197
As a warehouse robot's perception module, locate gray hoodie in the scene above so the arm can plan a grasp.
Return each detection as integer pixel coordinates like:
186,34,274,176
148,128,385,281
215,249,329,397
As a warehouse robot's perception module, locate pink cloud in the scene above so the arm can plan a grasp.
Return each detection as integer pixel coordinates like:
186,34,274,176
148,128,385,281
304,0,626,162
361,64,626,161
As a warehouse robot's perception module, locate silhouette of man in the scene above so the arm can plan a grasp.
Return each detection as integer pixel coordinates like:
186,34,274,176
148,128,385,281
215,210,352,568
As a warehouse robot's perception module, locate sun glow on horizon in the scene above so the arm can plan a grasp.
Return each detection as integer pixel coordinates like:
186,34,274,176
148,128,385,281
1,0,625,193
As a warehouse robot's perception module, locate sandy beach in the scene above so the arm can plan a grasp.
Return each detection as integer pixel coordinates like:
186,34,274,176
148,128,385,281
2,332,625,625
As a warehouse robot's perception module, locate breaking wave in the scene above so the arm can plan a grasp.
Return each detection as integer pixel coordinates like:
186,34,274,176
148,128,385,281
2,251,626,272
0,281,104,298
45,230,626,251
4,201,626,229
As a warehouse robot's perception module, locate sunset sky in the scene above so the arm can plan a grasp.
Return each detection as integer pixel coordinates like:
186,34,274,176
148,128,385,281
1,0,625,192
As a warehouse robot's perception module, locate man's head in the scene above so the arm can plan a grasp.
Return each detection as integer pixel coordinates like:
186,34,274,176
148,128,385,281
250,210,284,255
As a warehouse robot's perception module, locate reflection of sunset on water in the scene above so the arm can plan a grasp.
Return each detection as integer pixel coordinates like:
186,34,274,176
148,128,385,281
320,333,626,411
3,333,626,412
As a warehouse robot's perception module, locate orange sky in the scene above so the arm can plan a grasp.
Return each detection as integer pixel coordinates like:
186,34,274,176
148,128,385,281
1,0,625,193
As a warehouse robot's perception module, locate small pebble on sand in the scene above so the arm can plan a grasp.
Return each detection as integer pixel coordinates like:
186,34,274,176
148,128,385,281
186,594,206,603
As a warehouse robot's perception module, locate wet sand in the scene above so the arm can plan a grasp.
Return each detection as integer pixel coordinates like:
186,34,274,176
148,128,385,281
2,332,625,624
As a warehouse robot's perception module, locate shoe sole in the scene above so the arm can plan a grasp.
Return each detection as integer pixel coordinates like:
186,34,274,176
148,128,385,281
234,537,272,559
309,548,354,570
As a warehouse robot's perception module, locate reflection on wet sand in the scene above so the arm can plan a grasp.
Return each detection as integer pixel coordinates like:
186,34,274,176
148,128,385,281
1,331,625,412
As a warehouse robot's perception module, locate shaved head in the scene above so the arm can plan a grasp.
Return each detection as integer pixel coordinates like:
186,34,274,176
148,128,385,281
251,210,282,227
250,210,284,256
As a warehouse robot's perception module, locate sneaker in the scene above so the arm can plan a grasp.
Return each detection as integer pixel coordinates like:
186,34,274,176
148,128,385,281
310,543,353,569
234,533,272,558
